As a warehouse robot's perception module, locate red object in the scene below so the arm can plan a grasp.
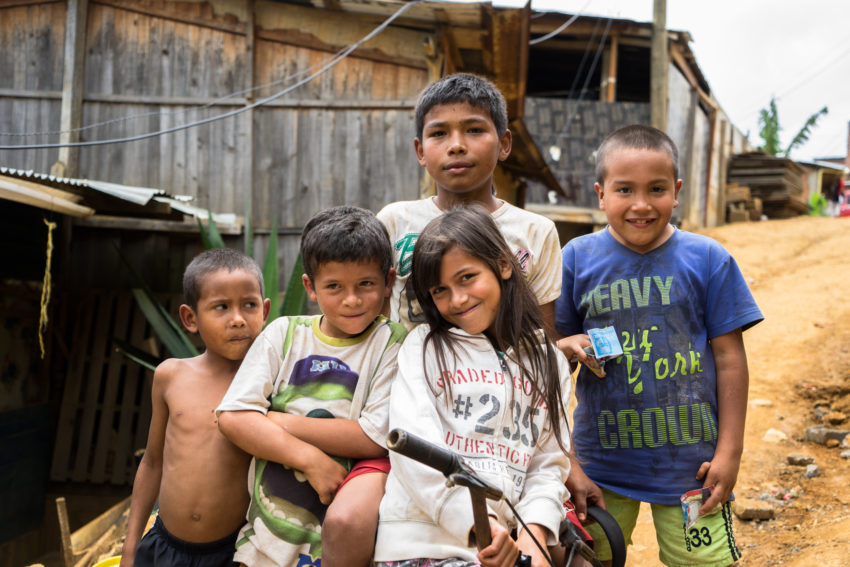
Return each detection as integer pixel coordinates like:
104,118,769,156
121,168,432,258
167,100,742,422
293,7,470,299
336,456,391,492
564,500,593,542
840,188,850,217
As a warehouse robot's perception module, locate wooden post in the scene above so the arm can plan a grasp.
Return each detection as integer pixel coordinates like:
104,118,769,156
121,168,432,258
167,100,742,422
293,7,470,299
244,0,255,255
53,0,89,178
56,497,74,567
602,33,619,102
650,0,668,131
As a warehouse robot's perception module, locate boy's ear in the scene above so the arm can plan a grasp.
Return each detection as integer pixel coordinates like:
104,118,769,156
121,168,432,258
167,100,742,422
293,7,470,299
673,179,683,208
302,273,318,302
414,137,426,166
594,182,606,210
179,304,199,333
498,129,512,162
384,267,397,298
262,298,271,322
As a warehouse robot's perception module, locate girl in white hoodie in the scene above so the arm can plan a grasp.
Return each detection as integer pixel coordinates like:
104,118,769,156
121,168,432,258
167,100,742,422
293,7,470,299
374,205,572,567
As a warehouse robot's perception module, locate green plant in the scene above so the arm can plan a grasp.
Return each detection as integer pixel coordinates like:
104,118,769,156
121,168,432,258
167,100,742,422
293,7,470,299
758,97,828,157
115,211,306,367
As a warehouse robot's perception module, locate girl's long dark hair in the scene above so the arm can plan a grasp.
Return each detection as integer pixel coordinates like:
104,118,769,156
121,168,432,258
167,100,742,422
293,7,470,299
411,204,569,453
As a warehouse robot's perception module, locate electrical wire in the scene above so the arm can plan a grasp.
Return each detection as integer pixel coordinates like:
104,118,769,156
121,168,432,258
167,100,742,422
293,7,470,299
555,16,612,141
0,0,424,151
0,21,398,140
528,0,593,46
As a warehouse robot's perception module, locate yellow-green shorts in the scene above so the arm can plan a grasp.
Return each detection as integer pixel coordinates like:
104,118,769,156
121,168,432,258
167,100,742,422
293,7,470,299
586,487,741,567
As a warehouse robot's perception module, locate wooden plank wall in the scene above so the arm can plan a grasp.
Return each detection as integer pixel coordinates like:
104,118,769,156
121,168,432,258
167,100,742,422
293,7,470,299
50,290,184,485
1,0,428,282
1,0,431,484
0,0,66,172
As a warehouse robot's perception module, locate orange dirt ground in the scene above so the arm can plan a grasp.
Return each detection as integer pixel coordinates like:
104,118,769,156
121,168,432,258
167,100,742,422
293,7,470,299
624,216,850,566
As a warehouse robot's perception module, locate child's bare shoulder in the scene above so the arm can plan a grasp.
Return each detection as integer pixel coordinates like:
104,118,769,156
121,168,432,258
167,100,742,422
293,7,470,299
152,355,206,389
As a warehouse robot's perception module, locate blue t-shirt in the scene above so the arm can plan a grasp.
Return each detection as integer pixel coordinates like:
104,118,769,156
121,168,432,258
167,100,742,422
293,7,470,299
555,228,763,505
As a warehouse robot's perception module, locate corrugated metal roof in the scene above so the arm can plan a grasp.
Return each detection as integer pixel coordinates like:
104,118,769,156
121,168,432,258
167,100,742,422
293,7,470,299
0,166,239,228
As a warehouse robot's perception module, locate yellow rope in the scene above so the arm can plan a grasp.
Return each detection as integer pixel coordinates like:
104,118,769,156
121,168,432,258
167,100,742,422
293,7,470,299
39,218,57,359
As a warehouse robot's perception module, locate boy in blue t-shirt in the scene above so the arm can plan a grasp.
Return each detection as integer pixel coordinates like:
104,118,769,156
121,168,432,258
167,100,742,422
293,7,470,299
555,125,763,566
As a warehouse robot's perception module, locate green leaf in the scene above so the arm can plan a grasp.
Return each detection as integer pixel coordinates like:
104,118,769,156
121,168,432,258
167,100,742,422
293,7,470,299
263,216,280,325
112,338,161,371
784,106,828,157
115,247,191,348
281,253,307,317
132,288,199,358
197,210,225,249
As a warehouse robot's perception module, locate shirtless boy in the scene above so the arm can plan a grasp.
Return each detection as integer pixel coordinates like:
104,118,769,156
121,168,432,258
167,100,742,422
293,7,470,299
120,248,270,567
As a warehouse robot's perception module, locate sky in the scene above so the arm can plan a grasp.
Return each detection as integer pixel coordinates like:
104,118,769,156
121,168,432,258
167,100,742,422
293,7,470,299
473,0,850,164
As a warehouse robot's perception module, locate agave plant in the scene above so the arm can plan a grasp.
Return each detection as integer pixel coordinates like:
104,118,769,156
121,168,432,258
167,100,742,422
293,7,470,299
114,210,306,369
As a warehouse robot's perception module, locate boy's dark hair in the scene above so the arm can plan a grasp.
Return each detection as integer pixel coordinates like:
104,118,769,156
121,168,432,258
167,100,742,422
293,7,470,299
414,73,509,139
183,248,264,311
411,204,569,454
595,124,680,184
300,206,392,282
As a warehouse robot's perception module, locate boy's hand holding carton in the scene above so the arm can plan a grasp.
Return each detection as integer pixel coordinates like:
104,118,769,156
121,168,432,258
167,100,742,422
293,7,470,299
562,326,623,377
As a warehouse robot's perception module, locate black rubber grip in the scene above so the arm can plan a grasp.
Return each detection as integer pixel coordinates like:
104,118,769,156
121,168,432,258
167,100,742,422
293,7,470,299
586,505,627,567
386,428,461,477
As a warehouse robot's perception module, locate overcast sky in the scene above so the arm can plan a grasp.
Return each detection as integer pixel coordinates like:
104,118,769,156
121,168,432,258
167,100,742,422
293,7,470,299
473,0,849,164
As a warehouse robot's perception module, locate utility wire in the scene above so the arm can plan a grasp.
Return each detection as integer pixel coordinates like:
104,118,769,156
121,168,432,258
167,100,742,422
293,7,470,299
0,23,397,140
554,16,612,141
528,0,593,46
739,43,850,124
0,0,423,150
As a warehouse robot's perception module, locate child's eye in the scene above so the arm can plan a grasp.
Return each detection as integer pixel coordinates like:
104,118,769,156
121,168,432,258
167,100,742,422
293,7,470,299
614,186,631,194
213,304,227,310
245,301,258,309
427,129,445,138
651,185,666,193
430,285,446,296
359,280,375,287
468,127,484,134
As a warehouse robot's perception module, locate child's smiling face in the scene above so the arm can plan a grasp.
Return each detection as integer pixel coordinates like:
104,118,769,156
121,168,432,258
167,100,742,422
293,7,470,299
428,246,511,338
302,259,391,339
595,146,682,254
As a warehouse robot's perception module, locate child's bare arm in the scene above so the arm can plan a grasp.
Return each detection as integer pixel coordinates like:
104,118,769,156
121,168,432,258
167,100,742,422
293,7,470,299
218,409,347,504
698,328,748,514
565,455,605,521
266,412,386,458
516,523,552,567
556,334,591,365
120,362,171,567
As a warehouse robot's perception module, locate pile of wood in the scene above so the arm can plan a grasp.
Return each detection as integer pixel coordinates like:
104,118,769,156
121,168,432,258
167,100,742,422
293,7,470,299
52,496,133,567
725,183,763,222
727,152,809,219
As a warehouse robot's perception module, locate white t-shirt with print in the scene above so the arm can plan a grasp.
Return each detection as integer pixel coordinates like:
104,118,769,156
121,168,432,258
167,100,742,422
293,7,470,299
377,198,562,330
216,315,406,567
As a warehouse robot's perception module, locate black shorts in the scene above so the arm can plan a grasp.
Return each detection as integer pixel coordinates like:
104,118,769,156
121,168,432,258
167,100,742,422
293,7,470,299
134,515,240,567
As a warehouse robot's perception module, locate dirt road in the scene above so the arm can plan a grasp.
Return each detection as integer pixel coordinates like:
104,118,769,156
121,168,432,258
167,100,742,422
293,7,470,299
626,216,850,566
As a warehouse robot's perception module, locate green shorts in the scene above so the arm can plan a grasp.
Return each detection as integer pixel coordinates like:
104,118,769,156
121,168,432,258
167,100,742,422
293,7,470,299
585,487,741,567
